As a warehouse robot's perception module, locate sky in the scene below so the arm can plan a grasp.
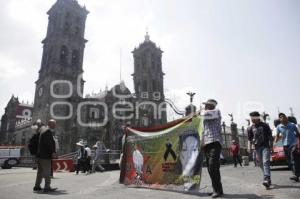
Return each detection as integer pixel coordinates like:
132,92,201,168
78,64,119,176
0,0,299,128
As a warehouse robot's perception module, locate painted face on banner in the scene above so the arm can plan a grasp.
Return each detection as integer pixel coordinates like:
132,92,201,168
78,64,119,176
180,135,199,176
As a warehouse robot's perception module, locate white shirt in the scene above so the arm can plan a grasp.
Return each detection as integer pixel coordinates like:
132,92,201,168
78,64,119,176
85,147,91,157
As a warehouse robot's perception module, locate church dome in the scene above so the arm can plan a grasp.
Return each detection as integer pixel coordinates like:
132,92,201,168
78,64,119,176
110,81,131,95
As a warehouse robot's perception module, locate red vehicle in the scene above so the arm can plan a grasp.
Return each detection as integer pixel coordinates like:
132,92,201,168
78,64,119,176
270,138,287,166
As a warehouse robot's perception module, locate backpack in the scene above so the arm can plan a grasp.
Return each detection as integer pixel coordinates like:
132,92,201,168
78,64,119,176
28,133,40,155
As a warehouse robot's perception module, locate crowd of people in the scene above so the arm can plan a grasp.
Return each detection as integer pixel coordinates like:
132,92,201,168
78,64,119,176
75,139,109,174
200,99,300,197
27,98,300,198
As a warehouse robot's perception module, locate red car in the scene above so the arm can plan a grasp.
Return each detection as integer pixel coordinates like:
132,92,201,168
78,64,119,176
270,139,287,166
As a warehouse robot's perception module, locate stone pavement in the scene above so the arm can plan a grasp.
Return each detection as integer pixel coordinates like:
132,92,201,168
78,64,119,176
0,164,299,199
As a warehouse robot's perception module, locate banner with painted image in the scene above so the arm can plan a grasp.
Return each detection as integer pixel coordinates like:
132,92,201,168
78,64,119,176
120,115,203,193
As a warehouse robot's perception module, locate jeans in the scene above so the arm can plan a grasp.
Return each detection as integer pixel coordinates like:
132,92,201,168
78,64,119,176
252,150,258,166
204,142,223,194
284,145,292,169
256,146,271,182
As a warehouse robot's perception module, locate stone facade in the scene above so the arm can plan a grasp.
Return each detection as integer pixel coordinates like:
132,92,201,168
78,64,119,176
0,0,167,154
132,33,167,127
0,96,33,145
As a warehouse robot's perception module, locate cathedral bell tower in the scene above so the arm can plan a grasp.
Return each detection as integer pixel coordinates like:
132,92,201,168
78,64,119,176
132,33,167,127
32,0,89,152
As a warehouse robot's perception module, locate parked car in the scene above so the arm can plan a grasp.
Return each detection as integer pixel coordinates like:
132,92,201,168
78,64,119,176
0,146,22,169
270,139,287,166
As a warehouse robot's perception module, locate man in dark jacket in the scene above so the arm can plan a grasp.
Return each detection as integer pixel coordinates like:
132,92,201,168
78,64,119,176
247,111,273,189
33,119,57,193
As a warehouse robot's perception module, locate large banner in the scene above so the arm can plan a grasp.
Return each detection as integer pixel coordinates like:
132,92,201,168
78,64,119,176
120,116,203,194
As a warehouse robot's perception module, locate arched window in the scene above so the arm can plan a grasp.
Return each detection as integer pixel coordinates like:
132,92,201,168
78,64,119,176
143,80,147,91
152,80,156,91
60,45,69,64
71,50,79,67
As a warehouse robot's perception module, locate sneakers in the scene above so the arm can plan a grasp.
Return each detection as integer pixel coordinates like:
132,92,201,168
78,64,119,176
211,192,224,198
290,176,299,182
33,186,42,192
208,191,224,198
262,180,270,188
43,187,57,193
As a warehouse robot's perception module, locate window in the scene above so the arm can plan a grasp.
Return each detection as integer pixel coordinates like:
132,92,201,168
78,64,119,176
143,80,147,91
152,80,156,91
71,50,79,67
60,45,69,64
54,85,59,94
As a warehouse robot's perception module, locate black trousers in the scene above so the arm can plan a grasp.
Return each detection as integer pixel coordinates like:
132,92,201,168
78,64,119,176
204,142,223,194
233,155,242,167
291,145,300,177
76,159,86,173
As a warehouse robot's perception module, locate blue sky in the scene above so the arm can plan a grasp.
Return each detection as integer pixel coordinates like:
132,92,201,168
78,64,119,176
0,0,299,128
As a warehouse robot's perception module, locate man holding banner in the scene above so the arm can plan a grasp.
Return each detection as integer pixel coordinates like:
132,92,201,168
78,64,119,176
201,99,224,198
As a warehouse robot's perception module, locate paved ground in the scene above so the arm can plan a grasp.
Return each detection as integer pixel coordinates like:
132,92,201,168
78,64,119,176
0,164,299,199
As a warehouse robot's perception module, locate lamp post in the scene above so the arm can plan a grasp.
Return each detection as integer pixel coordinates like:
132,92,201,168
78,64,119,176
222,121,227,154
185,92,196,116
186,92,196,104
241,126,245,148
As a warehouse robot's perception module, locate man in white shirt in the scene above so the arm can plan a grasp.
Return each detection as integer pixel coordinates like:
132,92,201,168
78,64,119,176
85,144,92,174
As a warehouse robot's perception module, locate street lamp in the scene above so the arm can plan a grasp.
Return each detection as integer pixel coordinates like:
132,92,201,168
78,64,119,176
241,126,245,148
262,112,269,123
222,122,227,152
186,92,196,104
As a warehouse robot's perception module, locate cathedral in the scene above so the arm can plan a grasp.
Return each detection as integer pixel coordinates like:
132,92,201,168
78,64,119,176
0,0,167,154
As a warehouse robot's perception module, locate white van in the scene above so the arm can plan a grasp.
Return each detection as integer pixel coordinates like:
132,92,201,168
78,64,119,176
0,147,22,169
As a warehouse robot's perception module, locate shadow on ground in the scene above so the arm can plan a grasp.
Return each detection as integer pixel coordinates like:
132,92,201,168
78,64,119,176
35,190,68,195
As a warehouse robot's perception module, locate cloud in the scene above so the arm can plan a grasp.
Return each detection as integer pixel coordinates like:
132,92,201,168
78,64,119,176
0,0,299,127
0,56,25,79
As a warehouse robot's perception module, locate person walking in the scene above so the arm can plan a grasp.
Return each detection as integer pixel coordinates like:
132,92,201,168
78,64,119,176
85,144,92,174
247,111,273,188
33,119,57,193
201,99,223,198
51,135,59,178
230,140,242,167
75,140,87,174
92,141,108,172
275,113,300,182
29,119,45,170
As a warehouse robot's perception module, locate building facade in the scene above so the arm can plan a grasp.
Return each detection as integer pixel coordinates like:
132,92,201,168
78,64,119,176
0,0,168,154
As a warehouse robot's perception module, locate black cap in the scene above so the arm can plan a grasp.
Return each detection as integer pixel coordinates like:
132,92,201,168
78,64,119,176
278,113,286,118
249,111,260,117
203,99,218,106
